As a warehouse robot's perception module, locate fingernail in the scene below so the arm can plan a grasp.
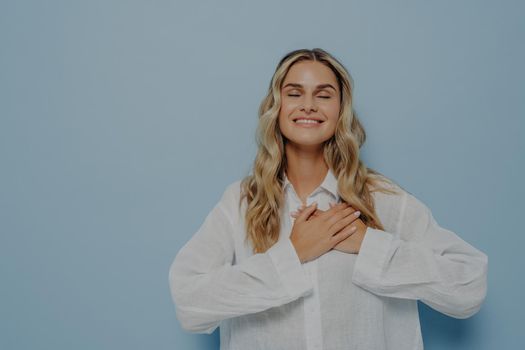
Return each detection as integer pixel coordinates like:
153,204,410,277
354,211,361,216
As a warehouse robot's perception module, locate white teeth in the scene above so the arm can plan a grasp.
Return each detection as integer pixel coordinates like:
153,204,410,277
295,119,320,124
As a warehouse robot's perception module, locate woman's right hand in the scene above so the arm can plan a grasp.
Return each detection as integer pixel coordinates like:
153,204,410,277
289,202,361,263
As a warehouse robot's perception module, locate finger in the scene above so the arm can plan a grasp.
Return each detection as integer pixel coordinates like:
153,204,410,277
294,208,323,220
295,206,324,215
290,206,304,215
290,208,314,217
295,208,324,219
328,209,361,235
295,202,318,223
330,225,357,245
317,202,349,220
327,206,359,229
293,204,306,214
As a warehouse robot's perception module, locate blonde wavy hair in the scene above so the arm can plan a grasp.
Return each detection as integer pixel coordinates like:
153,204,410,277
240,48,399,254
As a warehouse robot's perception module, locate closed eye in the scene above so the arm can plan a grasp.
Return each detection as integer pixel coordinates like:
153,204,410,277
287,94,331,99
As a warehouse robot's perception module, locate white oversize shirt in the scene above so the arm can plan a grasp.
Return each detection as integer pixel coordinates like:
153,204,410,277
169,170,488,350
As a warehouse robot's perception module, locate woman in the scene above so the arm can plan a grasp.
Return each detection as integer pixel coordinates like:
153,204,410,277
168,48,488,350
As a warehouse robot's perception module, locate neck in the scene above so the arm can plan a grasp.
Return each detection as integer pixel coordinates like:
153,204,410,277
284,142,328,205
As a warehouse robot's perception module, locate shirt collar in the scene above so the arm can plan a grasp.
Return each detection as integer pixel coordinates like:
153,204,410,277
283,168,339,200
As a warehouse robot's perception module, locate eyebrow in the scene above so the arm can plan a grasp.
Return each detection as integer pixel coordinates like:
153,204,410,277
282,83,337,92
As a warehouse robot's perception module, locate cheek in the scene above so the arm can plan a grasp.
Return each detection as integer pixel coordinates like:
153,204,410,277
278,99,295,124
325,103,340,123
277,109,288,134
280,98,297,115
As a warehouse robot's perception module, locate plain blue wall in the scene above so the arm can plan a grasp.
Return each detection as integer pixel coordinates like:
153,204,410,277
1,0,523,349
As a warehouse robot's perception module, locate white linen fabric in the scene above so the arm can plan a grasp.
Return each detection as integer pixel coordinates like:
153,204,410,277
169,170,488,350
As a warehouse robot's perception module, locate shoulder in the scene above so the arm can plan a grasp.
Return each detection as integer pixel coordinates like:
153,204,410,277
369,175,433,214
215,179,245,221
220,179,243,203
367,174,416,232
368,174,405,206
370,175,441,236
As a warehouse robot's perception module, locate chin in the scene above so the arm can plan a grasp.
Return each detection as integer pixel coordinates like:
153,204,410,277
286,136,332,148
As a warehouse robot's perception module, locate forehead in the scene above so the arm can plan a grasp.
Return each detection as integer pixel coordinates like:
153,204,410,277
282,61,338,88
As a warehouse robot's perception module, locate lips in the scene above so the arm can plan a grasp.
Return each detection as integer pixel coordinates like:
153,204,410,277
292,117,324,124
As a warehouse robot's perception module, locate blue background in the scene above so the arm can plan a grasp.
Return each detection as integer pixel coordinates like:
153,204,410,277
1,0,523,349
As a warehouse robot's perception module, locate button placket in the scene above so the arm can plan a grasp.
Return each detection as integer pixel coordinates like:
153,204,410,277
302,192,325,350
285,182,326,350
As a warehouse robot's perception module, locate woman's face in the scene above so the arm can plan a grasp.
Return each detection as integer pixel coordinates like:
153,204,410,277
278,60,341,149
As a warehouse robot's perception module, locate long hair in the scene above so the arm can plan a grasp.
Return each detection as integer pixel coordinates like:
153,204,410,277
240,48,399,254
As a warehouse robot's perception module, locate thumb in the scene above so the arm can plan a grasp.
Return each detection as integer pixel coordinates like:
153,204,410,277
296,202,317,223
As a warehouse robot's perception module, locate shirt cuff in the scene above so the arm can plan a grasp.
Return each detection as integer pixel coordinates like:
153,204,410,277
267,237,313,298
352,227,393,287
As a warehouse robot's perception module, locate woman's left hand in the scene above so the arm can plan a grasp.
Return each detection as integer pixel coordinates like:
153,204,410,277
291,203,368,254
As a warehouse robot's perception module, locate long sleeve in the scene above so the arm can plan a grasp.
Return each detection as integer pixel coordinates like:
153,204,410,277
352,189,488,319
168,184,313,334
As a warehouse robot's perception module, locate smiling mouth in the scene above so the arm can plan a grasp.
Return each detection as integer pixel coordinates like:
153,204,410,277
293,118,324,124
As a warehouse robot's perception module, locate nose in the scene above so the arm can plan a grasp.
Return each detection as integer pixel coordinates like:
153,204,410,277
301,95,318,113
